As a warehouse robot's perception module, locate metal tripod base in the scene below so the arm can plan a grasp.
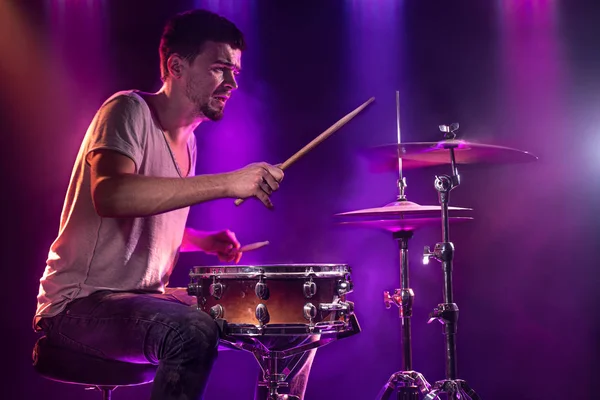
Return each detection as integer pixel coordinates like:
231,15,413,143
377,370,432,400
424,379,481,400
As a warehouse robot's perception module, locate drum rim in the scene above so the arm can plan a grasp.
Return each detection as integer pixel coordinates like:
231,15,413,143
191,263,349,268
219,320,351,336
189,263,351,277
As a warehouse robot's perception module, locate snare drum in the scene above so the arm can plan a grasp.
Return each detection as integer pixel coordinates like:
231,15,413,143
187,264,354,336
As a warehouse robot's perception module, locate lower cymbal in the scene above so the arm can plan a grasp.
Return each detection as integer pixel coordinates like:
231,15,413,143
362,139,538,171
338,217,473,232
335,200,472,218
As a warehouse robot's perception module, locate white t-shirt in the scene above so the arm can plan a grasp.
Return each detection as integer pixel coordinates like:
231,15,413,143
33,90,197,330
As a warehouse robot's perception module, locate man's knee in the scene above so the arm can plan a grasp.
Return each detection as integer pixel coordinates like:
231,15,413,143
164,308,220,359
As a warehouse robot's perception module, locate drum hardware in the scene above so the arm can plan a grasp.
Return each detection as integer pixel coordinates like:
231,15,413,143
318,301,354,313
256,276,270,300
217,313,360,400
418,123,481,400
209,276,224,300
336,181,473,400
375,229,432,400
209,304,224,319
377,371,432,400
255,304,270,325
338,208,448,400
394,90,407,203
303,277,317,298
222,320,352,336
187,282,206,307
303,303,317,323
336,278,353,295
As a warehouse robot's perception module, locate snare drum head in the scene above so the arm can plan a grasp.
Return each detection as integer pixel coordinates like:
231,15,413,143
189,263,351,278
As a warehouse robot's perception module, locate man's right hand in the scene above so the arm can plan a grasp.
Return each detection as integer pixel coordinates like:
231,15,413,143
225,162,284,208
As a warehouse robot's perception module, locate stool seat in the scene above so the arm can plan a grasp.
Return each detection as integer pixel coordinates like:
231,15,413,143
33,336,157,387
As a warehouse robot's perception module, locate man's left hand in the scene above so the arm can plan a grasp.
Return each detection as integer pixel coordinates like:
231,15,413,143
182,228,242,263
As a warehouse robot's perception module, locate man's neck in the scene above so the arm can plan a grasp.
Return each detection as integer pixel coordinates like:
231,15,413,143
145,85,203,145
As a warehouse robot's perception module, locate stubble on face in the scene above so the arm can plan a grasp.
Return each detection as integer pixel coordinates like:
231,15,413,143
185,74,221,120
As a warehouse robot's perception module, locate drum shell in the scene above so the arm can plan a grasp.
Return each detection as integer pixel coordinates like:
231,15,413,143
188,264,352,326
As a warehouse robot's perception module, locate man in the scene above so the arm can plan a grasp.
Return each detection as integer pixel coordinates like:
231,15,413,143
33,9,315,400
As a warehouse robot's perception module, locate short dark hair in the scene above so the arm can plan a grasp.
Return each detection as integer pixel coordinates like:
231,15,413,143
159,9,246,80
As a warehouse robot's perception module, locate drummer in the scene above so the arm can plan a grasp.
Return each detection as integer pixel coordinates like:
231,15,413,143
32,8,314,400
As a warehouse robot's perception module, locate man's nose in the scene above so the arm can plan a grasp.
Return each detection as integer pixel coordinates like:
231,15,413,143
224,72,238,90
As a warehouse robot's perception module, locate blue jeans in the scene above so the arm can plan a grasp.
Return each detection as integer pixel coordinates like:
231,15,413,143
36,289,316,399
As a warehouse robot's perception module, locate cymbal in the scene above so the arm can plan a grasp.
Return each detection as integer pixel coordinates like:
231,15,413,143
338,217,473,232
335,200,472,218
362,139,538,170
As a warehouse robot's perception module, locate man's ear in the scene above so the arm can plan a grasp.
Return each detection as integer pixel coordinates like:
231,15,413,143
167,54,186,79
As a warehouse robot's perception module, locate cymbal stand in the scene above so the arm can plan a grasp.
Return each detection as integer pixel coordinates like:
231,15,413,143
377,230,433,400
376,91,432,400
422,123,481,400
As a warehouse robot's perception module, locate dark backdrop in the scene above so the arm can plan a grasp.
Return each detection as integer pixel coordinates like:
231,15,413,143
2,1,599,399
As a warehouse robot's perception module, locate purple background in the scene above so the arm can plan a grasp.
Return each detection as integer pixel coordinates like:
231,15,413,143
2,0,599,399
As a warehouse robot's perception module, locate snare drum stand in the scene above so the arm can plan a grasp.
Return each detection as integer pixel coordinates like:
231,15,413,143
217,314,361,400
377,179,432,400
422,123,481,400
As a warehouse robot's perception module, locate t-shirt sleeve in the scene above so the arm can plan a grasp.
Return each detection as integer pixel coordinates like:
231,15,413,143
84,94,146,171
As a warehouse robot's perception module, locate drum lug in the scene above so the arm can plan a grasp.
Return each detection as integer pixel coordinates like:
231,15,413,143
209,304,224,319
187,282,207,308
336,278,354,296
303,303,317,323
255,303,270,325
255,277,270,300
187,282,202,297
209,281,225,300
303,278,317,298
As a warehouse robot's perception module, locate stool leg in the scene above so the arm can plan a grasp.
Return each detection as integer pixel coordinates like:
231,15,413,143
99,387,112,400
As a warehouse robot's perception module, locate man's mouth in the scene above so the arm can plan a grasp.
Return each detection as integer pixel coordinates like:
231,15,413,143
213,94,229,104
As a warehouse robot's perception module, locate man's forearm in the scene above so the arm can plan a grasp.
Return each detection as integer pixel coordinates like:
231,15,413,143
180,227,205,252
92,173,233,218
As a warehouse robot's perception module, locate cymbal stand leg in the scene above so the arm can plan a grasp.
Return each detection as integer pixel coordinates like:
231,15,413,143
422,123,481,400
378,231,433,400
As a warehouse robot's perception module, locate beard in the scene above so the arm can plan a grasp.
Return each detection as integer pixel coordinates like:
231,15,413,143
200,102,224,121
185,78,224,121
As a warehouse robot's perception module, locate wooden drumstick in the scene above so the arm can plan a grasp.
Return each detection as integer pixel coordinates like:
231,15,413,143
234,96,375,206
238,240,270,252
